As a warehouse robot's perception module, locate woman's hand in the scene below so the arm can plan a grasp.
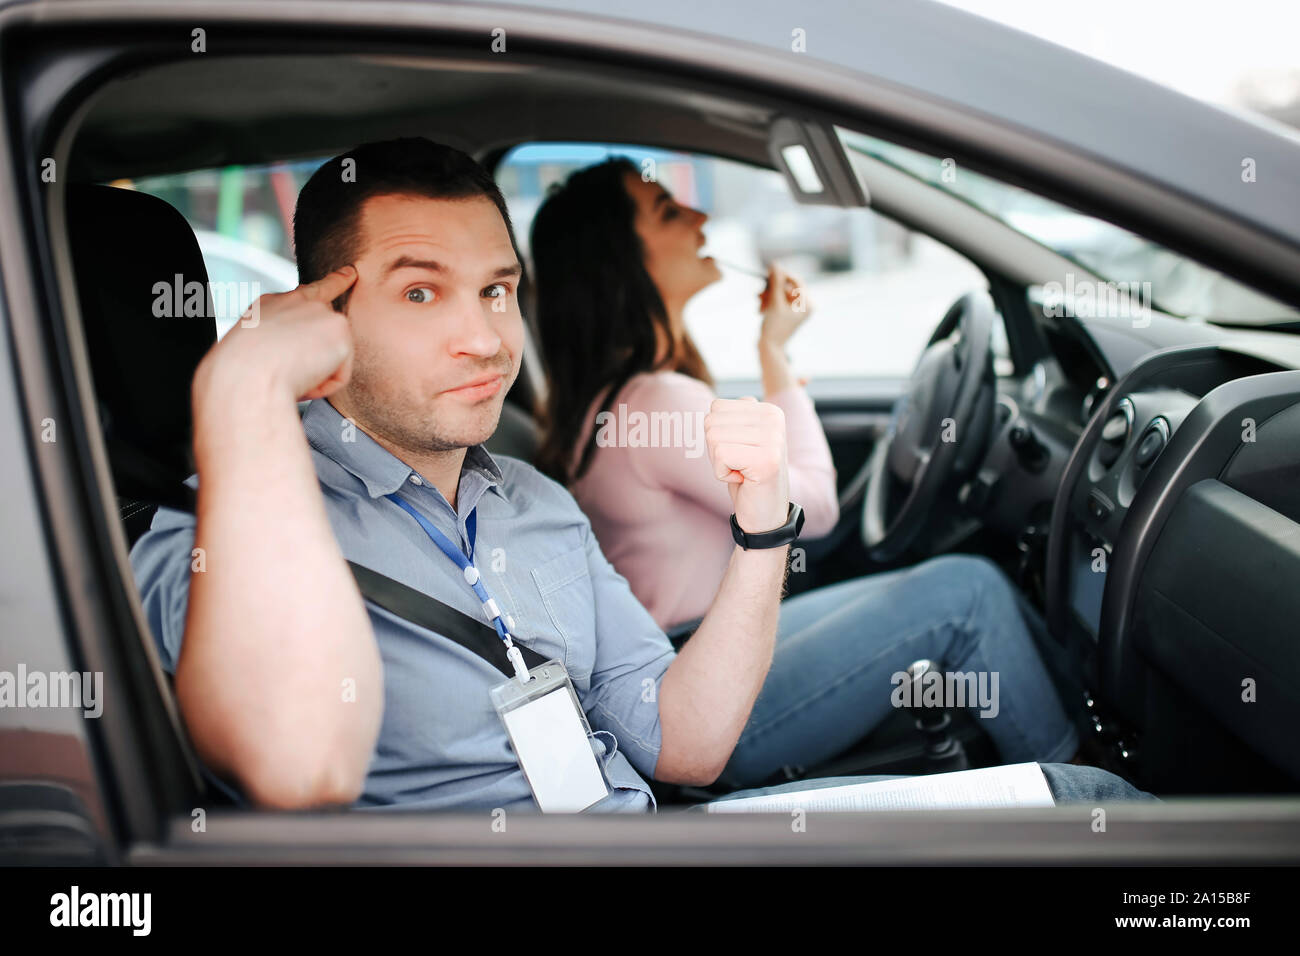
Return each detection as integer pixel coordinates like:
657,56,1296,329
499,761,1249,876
757,263,813,350
756,264,812,396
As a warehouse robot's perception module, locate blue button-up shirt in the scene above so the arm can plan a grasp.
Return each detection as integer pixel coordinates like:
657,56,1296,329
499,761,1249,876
130,398,677,812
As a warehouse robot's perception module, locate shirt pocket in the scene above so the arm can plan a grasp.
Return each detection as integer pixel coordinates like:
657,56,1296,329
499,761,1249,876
530,546,596,681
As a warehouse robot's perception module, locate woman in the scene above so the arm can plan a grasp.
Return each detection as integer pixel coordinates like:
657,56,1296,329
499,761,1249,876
533,168,838,629
530,158,1079,785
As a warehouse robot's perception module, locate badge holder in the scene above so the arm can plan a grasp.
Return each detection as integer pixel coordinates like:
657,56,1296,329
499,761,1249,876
490,659,611,813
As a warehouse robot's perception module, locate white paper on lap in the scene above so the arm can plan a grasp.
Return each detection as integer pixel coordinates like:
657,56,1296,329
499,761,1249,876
706,762,1057,813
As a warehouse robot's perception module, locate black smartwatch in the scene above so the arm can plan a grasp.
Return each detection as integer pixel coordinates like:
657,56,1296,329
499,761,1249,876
730,502,804,550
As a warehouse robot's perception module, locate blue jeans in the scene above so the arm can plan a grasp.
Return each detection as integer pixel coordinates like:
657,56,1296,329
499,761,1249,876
715,554,1080,789
706,762,1156,806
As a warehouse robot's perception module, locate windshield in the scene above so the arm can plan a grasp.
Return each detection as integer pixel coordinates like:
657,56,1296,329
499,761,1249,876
836,128,1300,327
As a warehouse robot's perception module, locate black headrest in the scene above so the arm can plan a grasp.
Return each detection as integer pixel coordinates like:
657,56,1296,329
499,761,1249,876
66,185,216,500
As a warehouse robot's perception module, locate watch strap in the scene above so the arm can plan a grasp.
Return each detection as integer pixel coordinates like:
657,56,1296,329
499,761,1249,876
730,502,804,550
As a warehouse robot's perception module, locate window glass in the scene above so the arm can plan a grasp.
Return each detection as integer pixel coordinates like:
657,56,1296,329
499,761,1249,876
498,142,1003,383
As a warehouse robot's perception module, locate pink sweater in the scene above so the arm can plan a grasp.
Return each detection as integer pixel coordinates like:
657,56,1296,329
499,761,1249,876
570,371,839,628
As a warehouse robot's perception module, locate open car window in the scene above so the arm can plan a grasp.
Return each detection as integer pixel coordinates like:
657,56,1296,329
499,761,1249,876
497,142,1011,381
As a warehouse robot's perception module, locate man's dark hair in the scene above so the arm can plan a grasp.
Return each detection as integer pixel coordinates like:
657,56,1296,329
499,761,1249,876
293,137,519,306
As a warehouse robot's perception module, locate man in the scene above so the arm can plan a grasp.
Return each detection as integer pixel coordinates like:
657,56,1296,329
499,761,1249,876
131,137,1150,811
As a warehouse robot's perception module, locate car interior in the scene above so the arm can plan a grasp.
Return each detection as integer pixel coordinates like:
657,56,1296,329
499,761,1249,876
44,46,1300,817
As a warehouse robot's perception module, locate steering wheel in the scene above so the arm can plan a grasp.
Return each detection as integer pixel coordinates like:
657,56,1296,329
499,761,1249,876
861,291,996,562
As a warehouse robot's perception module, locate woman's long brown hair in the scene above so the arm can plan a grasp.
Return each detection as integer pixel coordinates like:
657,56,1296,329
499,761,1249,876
530,158,713,485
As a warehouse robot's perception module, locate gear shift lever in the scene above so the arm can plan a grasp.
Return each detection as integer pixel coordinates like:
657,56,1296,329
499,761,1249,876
901,660,970,772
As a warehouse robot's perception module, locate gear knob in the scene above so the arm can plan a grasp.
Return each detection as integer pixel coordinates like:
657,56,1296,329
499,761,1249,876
900,659,970,771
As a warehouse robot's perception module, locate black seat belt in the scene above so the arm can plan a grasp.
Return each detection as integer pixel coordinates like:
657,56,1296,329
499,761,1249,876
345,561,547,678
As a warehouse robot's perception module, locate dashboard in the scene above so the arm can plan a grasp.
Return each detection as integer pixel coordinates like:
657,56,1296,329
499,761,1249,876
953,294,1300,789
966,308,1298,644
1040,320,1292,646
1062,385,1199,636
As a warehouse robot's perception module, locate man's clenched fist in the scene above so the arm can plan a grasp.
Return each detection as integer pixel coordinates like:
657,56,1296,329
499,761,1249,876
703,396,791,536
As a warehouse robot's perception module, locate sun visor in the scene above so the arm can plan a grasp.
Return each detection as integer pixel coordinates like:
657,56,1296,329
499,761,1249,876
767,116,869,207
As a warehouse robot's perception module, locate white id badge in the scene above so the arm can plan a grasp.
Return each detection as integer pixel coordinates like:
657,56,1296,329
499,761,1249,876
490,658,610,813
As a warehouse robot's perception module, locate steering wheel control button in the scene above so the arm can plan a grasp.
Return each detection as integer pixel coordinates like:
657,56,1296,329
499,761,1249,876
1087,490,1113,522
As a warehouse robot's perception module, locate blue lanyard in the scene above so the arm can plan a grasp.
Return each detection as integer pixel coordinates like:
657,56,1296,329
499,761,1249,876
386,492,530,682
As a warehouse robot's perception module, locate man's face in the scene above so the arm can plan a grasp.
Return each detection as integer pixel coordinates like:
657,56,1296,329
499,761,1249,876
335,193,524,455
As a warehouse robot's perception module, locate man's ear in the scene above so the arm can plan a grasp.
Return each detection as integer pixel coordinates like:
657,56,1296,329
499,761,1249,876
332,288,354,314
